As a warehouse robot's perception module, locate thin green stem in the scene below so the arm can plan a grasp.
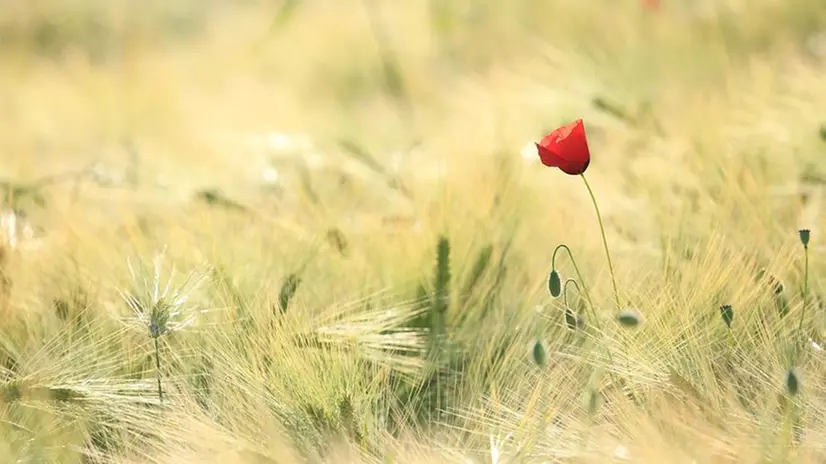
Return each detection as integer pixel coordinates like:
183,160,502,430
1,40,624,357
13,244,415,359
580,174,621,311
563,278,581,311
798,246,809,336
725,328,732,356
553,245,597,324
552,244,614,366
551,243,568,271
154,337,164,404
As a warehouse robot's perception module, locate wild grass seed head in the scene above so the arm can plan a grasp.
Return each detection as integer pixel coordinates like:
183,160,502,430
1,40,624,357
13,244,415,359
118,248,209,338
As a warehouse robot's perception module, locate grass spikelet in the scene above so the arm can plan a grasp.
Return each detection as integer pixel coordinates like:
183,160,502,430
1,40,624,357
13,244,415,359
195,188,248,212
592,96,634,124
278,273,302,315
118,249,209,404
756,269,789,317
325,228,349,257
462,243,493,298
429,235,451,353
719,304,734,329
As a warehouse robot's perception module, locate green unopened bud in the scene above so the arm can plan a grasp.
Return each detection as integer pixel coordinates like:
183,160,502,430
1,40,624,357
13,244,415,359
565,307,578,330
531,340,547,367
799,229,810,249
719,304,733,329
548,270,561,298
617,310,641,328
786,368,799,396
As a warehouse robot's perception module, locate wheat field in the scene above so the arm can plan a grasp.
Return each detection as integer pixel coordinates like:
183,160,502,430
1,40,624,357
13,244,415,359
1,1,826,462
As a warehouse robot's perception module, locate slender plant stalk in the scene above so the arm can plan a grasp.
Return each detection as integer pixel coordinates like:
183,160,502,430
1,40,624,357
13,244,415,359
563,278,581,313
553,246,599,328
552,244,614,368
798,245,809,336
154,337,164,403
725,328,733,354
580,174,621,311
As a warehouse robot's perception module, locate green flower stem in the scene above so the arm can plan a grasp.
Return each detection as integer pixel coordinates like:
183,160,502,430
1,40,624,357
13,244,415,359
563,278,581,311
552,244,614,367
725,327,733,358
154,337,164,404
798,245,810,337
581,174,622,311
552,245,597,323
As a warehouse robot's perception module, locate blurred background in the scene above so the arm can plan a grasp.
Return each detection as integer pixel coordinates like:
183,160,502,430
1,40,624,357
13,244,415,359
2,0,826,300
2,0,825,211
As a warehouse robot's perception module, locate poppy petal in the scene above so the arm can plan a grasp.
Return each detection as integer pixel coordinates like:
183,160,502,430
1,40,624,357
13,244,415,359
535,142,564,168
535,119,591,175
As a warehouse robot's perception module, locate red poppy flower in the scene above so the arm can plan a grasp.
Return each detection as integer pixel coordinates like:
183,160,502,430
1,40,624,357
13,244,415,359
641,0,660,10
535,119,591,175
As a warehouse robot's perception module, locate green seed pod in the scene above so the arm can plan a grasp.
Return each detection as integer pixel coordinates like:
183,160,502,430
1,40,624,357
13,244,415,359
786,369,800,396
799,229,811,249
617,310,641,328
548,270,561,298
719,304,733,329
531,340,547,367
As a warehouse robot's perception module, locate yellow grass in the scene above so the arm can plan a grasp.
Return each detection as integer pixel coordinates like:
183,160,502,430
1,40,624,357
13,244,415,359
1,0,826,462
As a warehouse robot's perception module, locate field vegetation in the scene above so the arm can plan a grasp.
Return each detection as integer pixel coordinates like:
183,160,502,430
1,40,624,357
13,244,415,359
1,0,826,462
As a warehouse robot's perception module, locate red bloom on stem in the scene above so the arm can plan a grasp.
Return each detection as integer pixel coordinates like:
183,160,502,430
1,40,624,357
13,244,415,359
642,0,660,10
535,119,591,175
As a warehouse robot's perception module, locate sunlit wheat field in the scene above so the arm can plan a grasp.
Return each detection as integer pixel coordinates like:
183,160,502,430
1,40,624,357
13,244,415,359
1,1,826,462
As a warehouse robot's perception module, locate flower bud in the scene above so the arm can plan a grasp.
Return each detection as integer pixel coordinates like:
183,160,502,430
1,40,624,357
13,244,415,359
786,368,800,396
565,307,578,330
531,340,547,367
617,310,641,328
548,270,561,298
